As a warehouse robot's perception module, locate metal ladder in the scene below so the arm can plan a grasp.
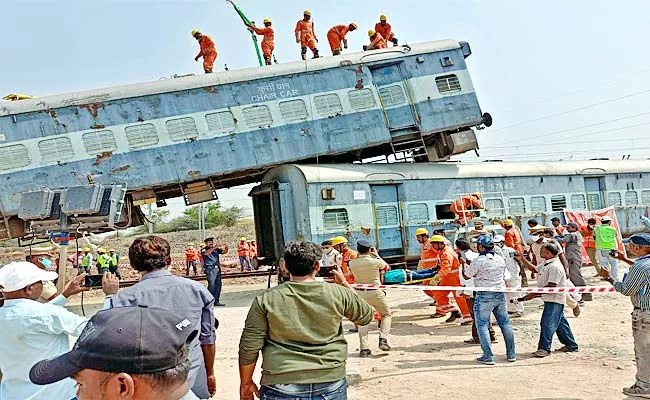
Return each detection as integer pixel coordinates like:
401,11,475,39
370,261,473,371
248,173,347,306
389,133,429,162
453,191,512,221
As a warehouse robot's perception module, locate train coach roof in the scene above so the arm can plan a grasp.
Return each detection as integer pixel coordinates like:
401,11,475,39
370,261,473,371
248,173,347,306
0,40,461,117
277,161,650,183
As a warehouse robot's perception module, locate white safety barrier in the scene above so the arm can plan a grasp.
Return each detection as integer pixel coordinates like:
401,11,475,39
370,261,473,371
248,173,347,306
351,283,616,294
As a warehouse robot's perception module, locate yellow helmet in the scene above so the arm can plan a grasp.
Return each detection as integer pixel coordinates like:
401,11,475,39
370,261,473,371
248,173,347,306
263,18,272,24
83,247,91,252
330,236,349,246
188,242,195,247
240,237,246,241
368,29,375,37
108,248,115,252
415,228,429,236
350,22,358,29
97,248,106,253
380,14,388,21
472,192,482,198
429,235,447,243
303,10,311,16
200,242,206,248
503,219,514,226
191,29,200,37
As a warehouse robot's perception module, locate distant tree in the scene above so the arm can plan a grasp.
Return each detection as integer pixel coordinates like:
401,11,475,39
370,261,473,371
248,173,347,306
143,202,244,233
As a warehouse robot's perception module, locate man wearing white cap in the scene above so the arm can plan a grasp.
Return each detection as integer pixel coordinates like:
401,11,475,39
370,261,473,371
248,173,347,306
595,215,620,279
0,262,88,400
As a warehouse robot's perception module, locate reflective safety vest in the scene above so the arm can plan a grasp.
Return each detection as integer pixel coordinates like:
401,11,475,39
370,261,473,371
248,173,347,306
595,224,618,250
98,254,110,269
82,253,93,267
110,253,119,266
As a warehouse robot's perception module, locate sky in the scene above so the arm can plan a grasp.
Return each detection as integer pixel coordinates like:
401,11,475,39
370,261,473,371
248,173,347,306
3,0,650,218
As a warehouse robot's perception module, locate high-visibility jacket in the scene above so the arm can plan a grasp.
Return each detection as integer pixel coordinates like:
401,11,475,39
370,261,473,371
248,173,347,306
374,22,395,42
238,242,250,257
249,244,258,259
110,253,119,266
580,225,596,249
594,224,618,250
81,253,93,267
295,20,317,48
341,249,358,284
185,248,199,262
418,241,439,270
368,33,387,50
433,245,460,283
196,34,217,59
97,254,110,269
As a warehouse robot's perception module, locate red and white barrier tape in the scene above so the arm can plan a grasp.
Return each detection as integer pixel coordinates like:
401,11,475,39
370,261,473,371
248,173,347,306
351,283,616,294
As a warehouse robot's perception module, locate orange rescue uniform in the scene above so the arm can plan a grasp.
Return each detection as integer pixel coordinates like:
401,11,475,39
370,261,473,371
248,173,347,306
368,32,388,50
504,227,524,256
327,24,351,53
295,20,317,50
185,248,199,262
450,196,483,226
196,35,218,72
249,243,258,259
251,26,275,59
419,241,439,299
237,242,250,257
431,245,471,319
374,22,395,42
341,248,358,284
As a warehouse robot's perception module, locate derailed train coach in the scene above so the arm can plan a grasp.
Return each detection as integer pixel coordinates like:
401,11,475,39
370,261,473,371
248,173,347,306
250,160,650,267
0,39,490,239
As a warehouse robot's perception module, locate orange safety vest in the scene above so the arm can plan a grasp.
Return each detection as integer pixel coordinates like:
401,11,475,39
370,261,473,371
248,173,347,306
419,241,439,270
185,248,199,262
238,242,250,257
341,249,358,284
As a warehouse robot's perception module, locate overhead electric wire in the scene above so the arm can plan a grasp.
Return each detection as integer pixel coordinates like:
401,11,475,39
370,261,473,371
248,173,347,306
480,136,650,150
484,88,650,133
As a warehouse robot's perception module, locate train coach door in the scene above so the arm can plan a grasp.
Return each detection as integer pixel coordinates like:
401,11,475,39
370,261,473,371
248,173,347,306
250,181,295,262
370,185,404,257
370,64,418,132
584,177,605,210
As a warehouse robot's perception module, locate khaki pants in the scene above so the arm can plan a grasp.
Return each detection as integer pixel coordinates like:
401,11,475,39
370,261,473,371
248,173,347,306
356,289,392,350
633,309,650,390
586,247,601,273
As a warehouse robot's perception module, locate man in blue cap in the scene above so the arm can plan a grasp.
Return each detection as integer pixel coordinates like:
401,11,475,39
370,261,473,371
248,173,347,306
601,232,650,398
348,239,392,356
29,306,200,400
463,234,516,365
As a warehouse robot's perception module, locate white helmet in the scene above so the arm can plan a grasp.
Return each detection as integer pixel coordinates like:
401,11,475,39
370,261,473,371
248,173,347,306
493,235,505,244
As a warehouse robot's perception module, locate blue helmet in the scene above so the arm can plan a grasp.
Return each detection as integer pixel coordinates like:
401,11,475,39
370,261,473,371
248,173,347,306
472,234,494,248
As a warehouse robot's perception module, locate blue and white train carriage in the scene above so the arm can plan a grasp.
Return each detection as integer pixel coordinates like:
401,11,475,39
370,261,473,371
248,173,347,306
0,39,491,239
250,160,650,266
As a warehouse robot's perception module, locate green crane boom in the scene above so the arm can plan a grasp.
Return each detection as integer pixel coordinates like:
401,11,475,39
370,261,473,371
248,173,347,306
226,0,263,67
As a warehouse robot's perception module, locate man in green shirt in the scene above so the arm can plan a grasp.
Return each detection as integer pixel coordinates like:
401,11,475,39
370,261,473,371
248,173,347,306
594,216,620,279
238,241,374,400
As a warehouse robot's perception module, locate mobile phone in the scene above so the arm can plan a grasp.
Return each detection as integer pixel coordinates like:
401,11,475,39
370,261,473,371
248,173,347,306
317,266,336,278
609,250,618,257
84,274,103,288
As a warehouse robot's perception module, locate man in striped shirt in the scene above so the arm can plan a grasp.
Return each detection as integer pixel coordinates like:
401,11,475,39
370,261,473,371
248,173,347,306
602,232,650,398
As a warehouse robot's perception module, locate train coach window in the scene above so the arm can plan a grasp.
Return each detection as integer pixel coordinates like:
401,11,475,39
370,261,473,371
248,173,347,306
530,196,547,213
625,191,639,206
314,94,343,115
0,144,30,171
509,197,526,213
205,111,236,135
125,123,159,150
323,208,349,230
550,195,567,212
82,130,118,155
378,85,407,107
642,190,650,205
434,203,455,220
607,192,622,206
376,206,399,226
279,99,309,122
407,203,429,221
435,74,461,93
348,88,377,110
166,117,199,142
243,105,273,128
39,137,74,163
484,199,504,217
571,194,586,210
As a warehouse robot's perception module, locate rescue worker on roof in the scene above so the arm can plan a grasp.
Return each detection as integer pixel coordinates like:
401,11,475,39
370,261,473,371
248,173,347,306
450,193,483,226
429,235,473,324
246,18,275,65
415,228,439,305
375,14,399,47
364,30,387,51
295,10,319,60
327,22,358,55
192,29,218,73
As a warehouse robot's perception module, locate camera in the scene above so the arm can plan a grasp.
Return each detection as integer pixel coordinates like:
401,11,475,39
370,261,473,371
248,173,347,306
84,274,104,288
317,265,336,278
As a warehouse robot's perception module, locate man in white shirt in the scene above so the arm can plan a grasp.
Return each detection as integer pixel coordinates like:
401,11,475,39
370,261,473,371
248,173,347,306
519,242,579,358
0,261,88,400
321,240,342,268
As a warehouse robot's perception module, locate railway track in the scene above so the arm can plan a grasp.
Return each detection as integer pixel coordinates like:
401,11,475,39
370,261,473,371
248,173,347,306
118,269,276,288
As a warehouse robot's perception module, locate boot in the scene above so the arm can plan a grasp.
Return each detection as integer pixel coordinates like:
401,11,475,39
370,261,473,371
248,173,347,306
445,311,461,323
360,349,372,358
379,338,391,351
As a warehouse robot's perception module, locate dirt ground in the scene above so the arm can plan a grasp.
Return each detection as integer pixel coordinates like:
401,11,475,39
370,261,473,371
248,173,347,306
67,266,641,400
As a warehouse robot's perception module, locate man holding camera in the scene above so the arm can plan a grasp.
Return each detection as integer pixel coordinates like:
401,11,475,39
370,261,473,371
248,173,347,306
601,233,650,398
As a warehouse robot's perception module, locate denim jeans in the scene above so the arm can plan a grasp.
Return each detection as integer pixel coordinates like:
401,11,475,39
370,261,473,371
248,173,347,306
538,302,578,352
240,256,252,271
260,378,347,400
599,250,619,280
474,291,516,360
204,265,222,303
